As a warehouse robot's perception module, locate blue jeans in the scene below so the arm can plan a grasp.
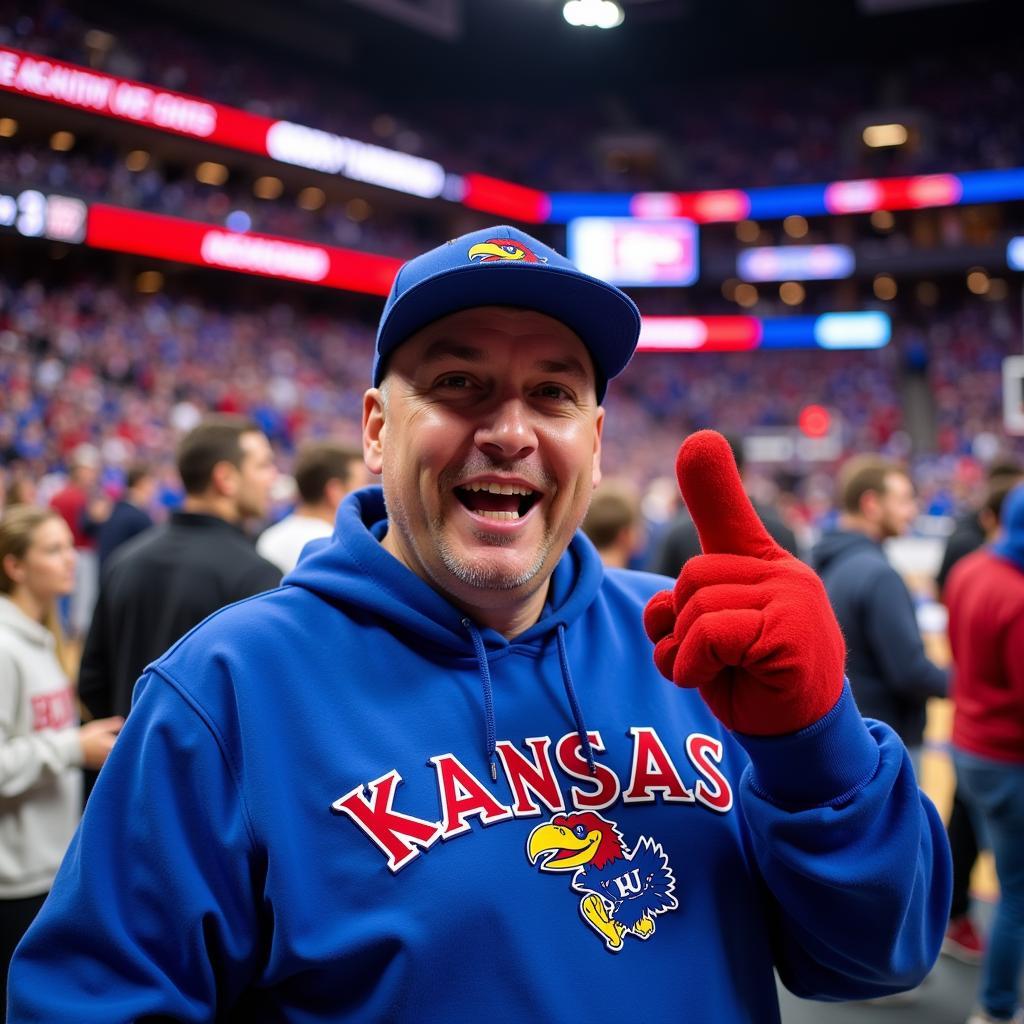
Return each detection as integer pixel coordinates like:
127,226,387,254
954,749,1024,1019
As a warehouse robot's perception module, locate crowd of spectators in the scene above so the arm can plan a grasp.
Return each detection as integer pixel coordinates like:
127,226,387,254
2,1,1021,193
1,273,1020,539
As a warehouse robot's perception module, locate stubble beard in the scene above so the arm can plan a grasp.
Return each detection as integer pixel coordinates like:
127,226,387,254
433,514,554,592
383,474,558,594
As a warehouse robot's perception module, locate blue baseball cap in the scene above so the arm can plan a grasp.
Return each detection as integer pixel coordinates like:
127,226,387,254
373,225,641,402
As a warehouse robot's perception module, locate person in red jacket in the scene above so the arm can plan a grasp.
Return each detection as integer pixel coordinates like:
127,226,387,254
946,480,1024,1024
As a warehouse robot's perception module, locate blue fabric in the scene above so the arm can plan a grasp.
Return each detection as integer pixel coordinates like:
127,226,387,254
992,482,1024,573
372,225,641,402
9,487,951,1022
954,750,1024,1020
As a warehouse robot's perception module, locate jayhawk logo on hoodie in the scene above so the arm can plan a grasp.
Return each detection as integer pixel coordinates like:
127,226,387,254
467,238,549,263
527,812,678,953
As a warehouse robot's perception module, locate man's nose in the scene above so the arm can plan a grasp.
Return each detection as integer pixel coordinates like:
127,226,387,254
474,399,538,461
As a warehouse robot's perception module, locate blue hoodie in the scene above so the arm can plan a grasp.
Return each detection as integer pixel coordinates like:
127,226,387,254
10,488,951,1023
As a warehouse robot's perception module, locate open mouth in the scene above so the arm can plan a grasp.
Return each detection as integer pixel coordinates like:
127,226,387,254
454,481,542,521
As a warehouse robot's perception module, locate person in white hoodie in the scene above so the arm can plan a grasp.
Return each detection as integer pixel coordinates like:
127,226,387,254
0,506,122,1011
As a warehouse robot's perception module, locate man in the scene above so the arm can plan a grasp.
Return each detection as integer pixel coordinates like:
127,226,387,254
257,441,365,574
945,481,1024,1024
812,454,947,763
77,416,281,722
648,433,799,575
97,462,156,567
582,478,643,568
11,227,949,1022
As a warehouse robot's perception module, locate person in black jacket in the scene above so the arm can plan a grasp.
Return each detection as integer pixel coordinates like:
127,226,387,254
647,433,800,575
812,454,947,763
79,416,282,722
97,463,155,568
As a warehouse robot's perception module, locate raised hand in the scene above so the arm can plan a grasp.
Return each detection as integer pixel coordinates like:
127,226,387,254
643,431,845,735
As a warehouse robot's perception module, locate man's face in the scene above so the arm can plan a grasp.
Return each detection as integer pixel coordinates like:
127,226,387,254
877,471,917,539
234,431,277,520
363,307,604,613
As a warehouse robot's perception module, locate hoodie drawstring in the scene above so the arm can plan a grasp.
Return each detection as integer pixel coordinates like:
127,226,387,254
460,618,595,783
556,623,596,776
462,618,498,782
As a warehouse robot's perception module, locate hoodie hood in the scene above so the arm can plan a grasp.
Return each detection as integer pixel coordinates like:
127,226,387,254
0,595,55,650
286,486,606,779
811,529,880,573
992,481,1024,573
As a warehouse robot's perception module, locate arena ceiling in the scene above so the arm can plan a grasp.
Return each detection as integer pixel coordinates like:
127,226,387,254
86,0,1012,98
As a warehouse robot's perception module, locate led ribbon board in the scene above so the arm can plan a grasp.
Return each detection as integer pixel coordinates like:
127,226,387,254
7,47,1024,225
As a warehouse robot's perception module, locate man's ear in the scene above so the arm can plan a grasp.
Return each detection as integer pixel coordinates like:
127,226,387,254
324,477,347,510
210,460,239,498
363,388,385,476
591,407,605,488
859,489,881,522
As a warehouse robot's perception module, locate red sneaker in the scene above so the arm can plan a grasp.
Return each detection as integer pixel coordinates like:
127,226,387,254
943,915,986,964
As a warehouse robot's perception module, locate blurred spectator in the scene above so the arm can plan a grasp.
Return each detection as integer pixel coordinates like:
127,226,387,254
0,274,1021,533
940,467,1023,967
0,506,121,1008
47,443,110,638
937,457,1024,593
581,478,644,569
257,441,366,574
648,433,799,576
812,455,947,766
946,481,1024,1024
78,416,281,722
3,465,37,512
97,462,156,567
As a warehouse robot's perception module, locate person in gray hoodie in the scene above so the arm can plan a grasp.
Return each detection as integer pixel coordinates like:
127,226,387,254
812,455,947,764
0,506,122,1012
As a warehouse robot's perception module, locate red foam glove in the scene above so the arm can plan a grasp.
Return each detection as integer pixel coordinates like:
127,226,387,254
643,430,845,736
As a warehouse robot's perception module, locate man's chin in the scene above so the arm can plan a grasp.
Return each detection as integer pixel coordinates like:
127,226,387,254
438,545,549,594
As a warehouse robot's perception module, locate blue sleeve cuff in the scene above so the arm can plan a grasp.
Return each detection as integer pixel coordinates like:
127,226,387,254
733,681,881,809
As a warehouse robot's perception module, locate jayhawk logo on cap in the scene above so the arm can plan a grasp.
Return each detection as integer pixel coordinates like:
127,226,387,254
468,238,549,263
527,811,678,953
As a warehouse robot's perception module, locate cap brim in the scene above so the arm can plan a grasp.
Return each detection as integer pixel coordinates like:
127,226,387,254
375,262,641,399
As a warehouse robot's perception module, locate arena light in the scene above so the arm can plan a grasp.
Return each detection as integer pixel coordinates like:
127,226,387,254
124,149,149,171
798,405,832,438
563,0,624,28
1007,237,1024,271
737,244,855,282
862,123,908,148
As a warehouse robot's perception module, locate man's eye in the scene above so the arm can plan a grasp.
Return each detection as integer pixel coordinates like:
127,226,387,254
535,384,571,401
437,374,472,389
